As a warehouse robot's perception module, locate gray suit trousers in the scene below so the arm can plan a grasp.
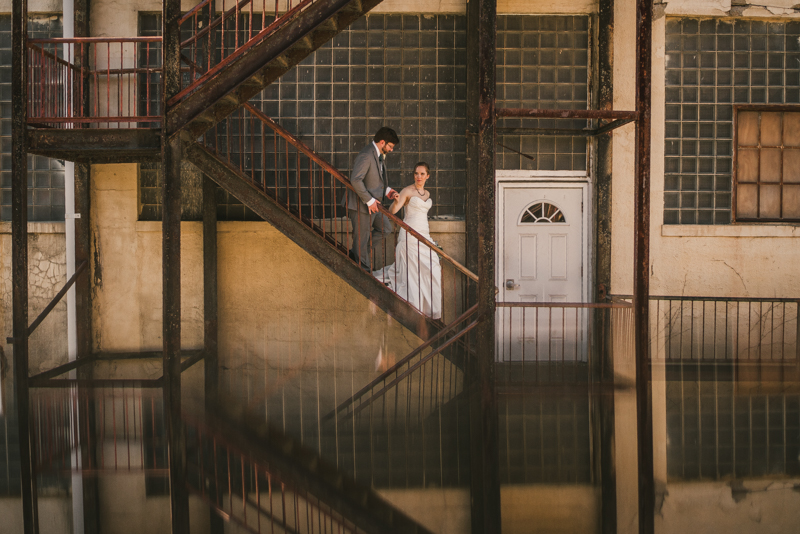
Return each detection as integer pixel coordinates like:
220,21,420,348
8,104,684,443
348,208,392,270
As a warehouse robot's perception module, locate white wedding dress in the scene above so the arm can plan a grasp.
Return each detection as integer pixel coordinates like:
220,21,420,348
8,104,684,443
373,196,442,319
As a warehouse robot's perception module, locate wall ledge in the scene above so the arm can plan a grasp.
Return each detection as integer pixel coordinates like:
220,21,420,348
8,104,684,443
661,224,800,238
0,222,65,234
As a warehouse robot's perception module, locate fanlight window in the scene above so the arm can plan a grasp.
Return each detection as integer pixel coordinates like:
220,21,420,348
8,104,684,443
520,202,566,223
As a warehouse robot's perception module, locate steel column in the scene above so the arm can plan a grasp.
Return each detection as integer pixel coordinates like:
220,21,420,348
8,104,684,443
469,0,501,532
595,1,617,533
202,175,223,534
465,0,479,278
11,0,36,531
162,0,189,531
634,0,654,532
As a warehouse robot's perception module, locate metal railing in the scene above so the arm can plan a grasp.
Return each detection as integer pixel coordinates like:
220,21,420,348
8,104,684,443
496,302,634,385
184,412,365,534
201,103,478,324
173,0,322,105
30,385,167,475
649,296,800,363
27,37,162,128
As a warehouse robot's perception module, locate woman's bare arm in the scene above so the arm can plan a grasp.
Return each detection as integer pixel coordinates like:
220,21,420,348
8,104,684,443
389,186,412,214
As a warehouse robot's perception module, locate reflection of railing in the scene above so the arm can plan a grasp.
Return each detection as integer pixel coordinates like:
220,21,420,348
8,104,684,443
30,386,167,475
27,38,162,128
174,0,320,104
650,296,800,363
184,409,433,534
496,302,634,385
325,305,478,425
200,103,478,324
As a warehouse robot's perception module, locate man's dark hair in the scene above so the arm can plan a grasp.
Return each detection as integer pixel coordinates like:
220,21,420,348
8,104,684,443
374,127,399,145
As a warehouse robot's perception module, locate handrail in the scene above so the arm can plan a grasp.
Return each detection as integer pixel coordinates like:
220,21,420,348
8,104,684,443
242,102,479,283
323,304,479,423
497,301,633,308
6,260,88,344
28,37,162,44
612,294,800,304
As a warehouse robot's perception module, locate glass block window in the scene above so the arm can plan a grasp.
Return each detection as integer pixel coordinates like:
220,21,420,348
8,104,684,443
0,15,65,222
250,14,468,218
734,106,800,221
664,18,800,225
496,15,590,171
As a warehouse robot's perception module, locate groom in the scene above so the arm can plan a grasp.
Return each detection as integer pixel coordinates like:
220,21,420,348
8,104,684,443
342,127,400,271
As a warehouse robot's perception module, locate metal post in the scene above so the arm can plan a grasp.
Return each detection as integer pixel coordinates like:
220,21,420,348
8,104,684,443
634,0,654,532
11,0,36,531
163,0,189,531
594,1,617,533
202,175,223,533
73,0,100,529
465,0,479,278
469,0,501,532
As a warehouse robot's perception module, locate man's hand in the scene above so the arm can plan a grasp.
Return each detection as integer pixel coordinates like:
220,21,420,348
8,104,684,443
368,202,379,214
387,188,399,201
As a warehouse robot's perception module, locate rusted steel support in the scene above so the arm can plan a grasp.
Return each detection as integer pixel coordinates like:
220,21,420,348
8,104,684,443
203,176,218,408
634,0,654,532
11,1,36,532
163,0,189,530
202,172,223,534
595,0,617,533
497,108,637,120
469,0,501,532
465,0,479,278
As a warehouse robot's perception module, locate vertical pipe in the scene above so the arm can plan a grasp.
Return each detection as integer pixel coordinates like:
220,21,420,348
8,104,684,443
163,0,189,531
12,0,35,531
469,0,500,532
634,0,654,532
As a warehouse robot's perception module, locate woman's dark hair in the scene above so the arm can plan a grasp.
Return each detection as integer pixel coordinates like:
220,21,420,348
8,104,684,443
414,161,431,176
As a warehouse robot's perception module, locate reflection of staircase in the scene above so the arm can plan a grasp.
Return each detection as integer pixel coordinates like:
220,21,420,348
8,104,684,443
185,406,435,534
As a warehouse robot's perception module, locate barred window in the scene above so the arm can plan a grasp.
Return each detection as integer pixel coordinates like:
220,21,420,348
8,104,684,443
734,106,800,221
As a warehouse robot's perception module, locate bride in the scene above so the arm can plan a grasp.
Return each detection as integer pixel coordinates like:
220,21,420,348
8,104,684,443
373,162,442,320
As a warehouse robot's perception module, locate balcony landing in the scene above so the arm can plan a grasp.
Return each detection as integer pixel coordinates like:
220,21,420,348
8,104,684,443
28,128,161,163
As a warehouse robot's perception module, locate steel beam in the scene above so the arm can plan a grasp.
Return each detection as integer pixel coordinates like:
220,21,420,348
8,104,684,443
634,0,654,532
469,0,501,532
497,108,637,120
27,128,162,163
12,0,36,531
163,0,189,531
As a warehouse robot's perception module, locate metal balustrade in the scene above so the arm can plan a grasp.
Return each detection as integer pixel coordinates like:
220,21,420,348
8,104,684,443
174,0,322,105
26,37,162,128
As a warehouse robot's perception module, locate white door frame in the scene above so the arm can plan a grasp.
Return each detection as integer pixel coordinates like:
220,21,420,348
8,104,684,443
496,171,591,304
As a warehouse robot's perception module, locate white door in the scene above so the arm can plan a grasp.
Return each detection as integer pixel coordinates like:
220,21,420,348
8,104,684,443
497,183,588,362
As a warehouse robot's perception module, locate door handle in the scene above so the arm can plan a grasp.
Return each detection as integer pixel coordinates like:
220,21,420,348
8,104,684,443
506,279,519,290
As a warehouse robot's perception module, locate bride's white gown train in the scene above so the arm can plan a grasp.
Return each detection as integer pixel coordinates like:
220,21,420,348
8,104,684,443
373,196,442,319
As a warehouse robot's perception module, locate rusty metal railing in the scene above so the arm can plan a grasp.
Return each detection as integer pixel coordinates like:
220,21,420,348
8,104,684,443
649,296,800,363
184,411,366,534
27,37,162,128
173,0,320,105
496,302,634,387
201,103,478,325
30,385,167,475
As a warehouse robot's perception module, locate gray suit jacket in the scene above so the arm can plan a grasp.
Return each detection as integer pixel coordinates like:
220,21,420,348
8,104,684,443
342,143,386,212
